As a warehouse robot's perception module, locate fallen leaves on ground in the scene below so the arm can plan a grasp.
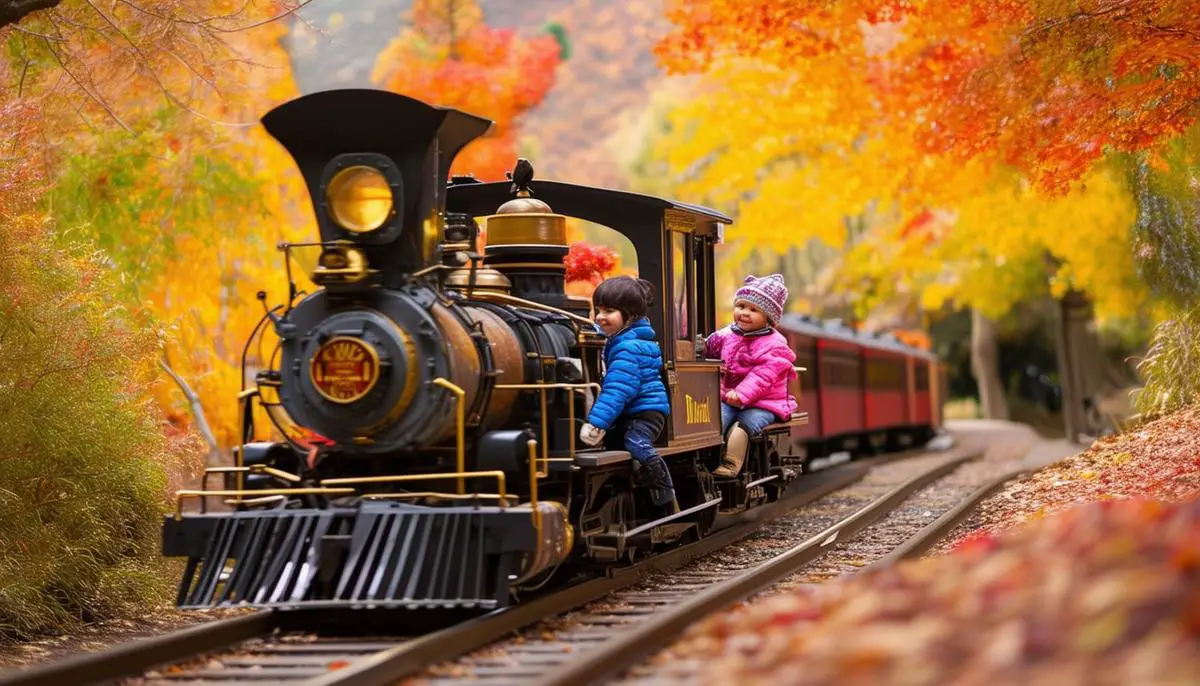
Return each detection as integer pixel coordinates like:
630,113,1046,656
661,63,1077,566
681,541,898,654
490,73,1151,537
667,496,1200,686
940,405,1200,554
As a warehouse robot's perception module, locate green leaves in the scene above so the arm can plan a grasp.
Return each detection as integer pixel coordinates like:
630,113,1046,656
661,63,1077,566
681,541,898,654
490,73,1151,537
45,112,267,299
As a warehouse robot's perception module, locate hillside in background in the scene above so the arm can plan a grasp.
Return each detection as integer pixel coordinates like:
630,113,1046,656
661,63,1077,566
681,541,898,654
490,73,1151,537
286,0,668,189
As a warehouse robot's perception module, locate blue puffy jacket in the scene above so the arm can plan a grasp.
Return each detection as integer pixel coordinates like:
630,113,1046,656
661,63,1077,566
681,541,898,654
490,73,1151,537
587,317,671,431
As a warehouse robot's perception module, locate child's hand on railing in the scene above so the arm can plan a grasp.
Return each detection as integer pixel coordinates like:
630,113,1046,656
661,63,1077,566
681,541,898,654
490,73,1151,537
579,422,606,447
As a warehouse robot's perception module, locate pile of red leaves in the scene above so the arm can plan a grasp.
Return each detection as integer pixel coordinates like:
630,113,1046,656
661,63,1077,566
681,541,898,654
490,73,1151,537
670,497,1200,685
943,405,1200,553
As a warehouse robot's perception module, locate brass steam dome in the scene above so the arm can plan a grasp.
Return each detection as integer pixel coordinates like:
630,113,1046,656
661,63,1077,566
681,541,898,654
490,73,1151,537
444,263,512,294
485,160,567,248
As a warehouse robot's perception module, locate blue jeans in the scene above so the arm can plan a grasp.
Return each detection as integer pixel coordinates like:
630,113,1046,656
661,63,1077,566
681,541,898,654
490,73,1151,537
605,411,675,506
721,403,778,436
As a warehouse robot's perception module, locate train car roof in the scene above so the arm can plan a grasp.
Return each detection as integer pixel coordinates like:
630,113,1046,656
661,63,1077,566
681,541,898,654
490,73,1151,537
446,178,733,230
779,313,861,345
779,313,938,359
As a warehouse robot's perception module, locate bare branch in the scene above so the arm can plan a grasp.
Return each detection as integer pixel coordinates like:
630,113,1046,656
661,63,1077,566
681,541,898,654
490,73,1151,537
113,0,316,33
40,35,132,132
159,357,221,461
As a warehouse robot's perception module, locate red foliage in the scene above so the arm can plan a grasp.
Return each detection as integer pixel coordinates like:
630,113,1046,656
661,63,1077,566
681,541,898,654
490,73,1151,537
563,241,617,285
373,0,563,181
657,0,1200,192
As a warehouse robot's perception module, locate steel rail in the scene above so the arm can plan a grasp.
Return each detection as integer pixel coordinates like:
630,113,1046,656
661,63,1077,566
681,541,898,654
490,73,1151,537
867,463,1035,567
530,451,980,686
0,439,956,686
0,611,279,686
303,462,870,686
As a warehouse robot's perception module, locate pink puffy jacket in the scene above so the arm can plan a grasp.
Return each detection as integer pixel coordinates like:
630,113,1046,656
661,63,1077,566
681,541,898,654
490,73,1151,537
704,326,798,420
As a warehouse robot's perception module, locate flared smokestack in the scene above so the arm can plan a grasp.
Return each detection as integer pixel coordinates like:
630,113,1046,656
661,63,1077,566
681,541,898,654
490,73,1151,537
262,89,492,283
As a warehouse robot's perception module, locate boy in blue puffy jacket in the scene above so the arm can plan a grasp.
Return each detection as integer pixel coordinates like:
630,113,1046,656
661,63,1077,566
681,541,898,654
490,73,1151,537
579,276,676,512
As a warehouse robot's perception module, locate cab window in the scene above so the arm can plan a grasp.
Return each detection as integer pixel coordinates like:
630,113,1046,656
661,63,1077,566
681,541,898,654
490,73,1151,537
671,230,690,341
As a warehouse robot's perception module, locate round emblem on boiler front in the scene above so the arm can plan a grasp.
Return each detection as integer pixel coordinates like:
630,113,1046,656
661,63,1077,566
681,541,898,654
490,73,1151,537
309,336,380,404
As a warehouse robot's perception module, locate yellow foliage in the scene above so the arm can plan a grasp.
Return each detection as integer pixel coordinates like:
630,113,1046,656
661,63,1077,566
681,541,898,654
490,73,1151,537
140,18,317,450
651,25,1148,326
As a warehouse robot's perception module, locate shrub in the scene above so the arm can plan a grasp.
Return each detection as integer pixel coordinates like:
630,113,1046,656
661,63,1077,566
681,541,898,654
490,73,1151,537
0,214,196,642
1135,305,1200,419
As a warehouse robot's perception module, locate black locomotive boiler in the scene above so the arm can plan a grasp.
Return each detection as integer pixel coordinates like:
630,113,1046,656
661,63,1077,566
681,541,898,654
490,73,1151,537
162,89,811,611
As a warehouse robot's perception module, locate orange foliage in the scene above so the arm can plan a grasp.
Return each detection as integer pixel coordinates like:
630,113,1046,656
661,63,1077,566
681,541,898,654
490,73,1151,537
372,0,563,181
1,2,316,451
657,0,1200,192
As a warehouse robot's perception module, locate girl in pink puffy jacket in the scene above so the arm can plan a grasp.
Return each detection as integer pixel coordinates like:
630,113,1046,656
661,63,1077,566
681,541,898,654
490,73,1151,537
703,274,798,477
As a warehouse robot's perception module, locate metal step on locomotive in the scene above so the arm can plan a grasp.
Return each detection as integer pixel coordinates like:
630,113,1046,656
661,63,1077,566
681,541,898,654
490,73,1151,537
162,89,813,613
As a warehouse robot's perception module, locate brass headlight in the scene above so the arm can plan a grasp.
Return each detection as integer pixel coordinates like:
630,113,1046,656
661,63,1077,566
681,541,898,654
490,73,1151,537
326,166,394,233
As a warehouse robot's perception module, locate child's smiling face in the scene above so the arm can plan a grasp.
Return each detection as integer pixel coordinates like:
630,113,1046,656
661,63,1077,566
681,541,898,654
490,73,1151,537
594,306,625,336
734,299,769,331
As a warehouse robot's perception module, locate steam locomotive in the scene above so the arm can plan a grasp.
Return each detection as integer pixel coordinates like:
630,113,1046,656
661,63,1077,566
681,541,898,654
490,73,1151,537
162,89,943,611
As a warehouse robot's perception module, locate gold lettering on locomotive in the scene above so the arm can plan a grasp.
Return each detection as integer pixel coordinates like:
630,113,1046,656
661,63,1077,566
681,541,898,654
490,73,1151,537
684,393,711,425
309,336,381,404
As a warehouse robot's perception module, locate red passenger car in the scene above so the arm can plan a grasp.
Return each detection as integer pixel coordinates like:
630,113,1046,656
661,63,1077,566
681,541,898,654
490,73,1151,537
777,314,943,469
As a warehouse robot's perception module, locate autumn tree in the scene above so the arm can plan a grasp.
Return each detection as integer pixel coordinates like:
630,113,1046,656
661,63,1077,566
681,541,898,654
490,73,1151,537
654,0,1192,420
564,240,617,284
0,0,309,637
372,0,565,180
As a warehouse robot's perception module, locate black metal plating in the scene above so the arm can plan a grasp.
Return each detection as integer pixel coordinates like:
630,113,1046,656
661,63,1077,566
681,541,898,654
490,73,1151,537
165,502,540,610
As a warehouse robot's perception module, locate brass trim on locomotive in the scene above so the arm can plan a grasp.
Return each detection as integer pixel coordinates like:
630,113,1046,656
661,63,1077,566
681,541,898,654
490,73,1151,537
308,335,382,405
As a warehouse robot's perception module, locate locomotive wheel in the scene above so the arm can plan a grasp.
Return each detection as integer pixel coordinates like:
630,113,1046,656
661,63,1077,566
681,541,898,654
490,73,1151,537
609,491,636,533
693,470,718,540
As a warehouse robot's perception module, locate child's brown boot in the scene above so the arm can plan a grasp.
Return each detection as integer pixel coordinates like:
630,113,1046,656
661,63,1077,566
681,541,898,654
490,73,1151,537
713,423,749,478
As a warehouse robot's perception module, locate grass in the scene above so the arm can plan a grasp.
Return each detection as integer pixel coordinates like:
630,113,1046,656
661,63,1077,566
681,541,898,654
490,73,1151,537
1135,305,1200,419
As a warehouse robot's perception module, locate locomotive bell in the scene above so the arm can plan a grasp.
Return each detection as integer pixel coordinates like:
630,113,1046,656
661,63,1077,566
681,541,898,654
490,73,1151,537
442,212,513,295
444,263,513,294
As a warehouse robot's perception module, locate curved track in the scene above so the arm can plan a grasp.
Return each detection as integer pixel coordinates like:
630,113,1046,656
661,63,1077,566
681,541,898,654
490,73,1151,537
2,444,997,686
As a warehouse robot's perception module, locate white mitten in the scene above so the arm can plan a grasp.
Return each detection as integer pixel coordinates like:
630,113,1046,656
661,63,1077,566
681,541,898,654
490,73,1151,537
579,422,606,447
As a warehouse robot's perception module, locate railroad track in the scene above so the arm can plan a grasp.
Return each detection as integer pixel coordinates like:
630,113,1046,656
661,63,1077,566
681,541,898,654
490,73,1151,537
3,442,1000,686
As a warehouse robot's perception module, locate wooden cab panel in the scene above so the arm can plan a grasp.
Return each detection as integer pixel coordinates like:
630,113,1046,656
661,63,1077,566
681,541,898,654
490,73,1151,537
663,361,723,454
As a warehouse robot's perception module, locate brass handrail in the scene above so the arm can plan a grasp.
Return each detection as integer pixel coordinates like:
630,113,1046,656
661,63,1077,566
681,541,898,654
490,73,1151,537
320,470,508,504
361,491,517,505
222,494,287,508
174,487,356,519
527,439,540,529
202,465,302,492
233,389,260,499
431,377,466,493
493,382,601,469
464,291,594,327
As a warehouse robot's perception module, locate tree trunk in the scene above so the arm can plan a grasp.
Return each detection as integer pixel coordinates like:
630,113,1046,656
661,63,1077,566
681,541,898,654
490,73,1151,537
1055,291,1125,441
0,0,61,28
970,308,1009,420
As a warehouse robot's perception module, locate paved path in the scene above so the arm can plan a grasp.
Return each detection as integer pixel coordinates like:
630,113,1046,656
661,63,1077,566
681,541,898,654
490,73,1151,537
944,418,1088,471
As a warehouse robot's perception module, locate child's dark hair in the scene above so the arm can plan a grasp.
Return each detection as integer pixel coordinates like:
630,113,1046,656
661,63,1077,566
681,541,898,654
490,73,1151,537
592,276,655,321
